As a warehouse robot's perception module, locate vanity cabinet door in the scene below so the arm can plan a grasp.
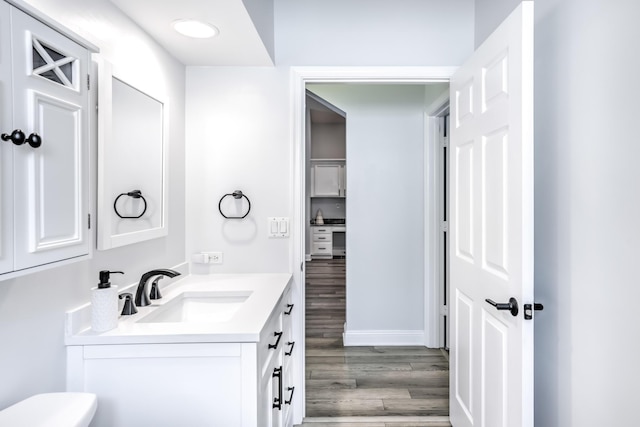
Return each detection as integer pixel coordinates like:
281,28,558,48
0,5,90,276
259,354,284,427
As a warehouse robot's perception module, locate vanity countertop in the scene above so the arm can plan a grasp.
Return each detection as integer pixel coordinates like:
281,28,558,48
65,273,292,346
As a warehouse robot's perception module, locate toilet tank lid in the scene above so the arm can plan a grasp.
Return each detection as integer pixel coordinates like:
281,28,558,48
0,392,97,427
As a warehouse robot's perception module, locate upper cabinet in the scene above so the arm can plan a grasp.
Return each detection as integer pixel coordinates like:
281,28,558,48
310,160,346,198
0,2,95,279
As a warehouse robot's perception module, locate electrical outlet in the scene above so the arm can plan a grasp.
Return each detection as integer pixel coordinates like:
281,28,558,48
205,252,223,264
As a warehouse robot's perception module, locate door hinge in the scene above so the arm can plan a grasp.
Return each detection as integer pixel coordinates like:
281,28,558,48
440,221,449,232
88,213,91,229
440,305,449,316
300,262,304,272
87,75,90,90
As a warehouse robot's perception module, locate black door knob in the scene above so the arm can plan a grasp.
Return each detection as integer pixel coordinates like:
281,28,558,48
1,129,26,145
485,297,519,317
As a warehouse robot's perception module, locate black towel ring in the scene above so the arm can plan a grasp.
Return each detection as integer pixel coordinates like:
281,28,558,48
218,190,251,219
114,190,147,219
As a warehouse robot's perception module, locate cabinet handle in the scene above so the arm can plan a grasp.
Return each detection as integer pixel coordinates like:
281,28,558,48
272,366,283,410
268,331,283,349
318,247,326,250
1,129,42,148
318,237,326,240
285,341,295,356
284,304,294,315
285,386,295,405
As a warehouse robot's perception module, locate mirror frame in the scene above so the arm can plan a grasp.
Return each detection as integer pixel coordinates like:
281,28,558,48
96,58,169,250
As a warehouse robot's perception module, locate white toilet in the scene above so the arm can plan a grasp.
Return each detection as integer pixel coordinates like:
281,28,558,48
0,392,97,427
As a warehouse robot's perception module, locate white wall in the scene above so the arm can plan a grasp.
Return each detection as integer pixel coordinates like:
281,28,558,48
310,123,346,159
185,0,474,274
478,0,640,425
242,0,275,62
474,0,520,48
185,67,292,274
310,199,346,220
0,0,185,409
304,84,429,337
275,0,474,66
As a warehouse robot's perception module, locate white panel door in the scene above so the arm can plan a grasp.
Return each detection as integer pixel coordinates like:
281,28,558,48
449,3,534,427
10,7,90,270
0,1,14,275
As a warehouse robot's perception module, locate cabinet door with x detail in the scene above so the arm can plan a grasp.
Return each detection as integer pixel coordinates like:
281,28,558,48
9,6,90,272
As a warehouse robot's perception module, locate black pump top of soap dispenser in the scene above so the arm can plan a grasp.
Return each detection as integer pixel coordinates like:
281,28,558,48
98,270,124,289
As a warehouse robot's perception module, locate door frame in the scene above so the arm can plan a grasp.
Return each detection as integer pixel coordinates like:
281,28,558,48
424,96,451,349
289,66,457,422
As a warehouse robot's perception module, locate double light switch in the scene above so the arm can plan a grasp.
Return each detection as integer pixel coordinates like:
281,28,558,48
268,217,289,238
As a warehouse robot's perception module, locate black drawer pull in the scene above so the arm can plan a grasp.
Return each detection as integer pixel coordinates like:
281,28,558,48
284,304,294,315
285,341,295,356
285,386,295,405
268,331,283,349
272,366,282,410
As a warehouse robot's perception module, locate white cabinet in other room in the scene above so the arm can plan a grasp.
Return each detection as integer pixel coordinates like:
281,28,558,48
311,227,333,259
0,2,94,278
311,161,345,197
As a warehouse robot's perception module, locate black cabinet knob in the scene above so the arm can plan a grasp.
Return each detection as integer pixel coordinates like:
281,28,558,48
1,129,26,145
26,133,42,148
1,129,42,148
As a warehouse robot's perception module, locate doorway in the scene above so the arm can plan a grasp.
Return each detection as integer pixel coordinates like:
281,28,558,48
291,68,456,424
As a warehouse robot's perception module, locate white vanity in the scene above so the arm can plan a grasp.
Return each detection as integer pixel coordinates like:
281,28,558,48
66,274,295,427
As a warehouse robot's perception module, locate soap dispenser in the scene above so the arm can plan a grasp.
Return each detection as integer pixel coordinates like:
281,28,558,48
91,270,124,332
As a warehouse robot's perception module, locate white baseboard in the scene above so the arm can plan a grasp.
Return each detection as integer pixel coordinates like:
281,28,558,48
343,329,425,346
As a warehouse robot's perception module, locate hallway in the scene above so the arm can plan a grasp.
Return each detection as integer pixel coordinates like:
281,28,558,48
302,259,450,426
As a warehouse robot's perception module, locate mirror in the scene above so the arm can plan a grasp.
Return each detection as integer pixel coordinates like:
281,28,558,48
97,59,168,250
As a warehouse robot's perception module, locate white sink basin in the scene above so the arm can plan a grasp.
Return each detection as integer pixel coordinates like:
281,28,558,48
137,291,251,324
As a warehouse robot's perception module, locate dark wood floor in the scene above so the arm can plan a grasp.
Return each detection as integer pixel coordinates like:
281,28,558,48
301,259,450,426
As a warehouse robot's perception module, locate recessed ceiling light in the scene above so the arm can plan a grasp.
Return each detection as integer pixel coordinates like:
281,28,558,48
172,19,219,39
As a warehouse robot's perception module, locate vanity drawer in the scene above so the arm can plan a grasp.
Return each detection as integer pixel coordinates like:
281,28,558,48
260,311,283,375
258,288,291,376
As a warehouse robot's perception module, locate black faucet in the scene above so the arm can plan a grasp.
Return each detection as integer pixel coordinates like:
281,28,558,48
134,269,181,307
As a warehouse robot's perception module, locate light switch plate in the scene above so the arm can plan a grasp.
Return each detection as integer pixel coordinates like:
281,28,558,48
268,217,289,238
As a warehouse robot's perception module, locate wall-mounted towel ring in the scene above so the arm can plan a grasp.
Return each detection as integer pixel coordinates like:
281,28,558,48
114,190,147,219
218,190,251,219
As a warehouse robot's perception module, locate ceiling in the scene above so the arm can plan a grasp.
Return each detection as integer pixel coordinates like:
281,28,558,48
108,0,274,66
